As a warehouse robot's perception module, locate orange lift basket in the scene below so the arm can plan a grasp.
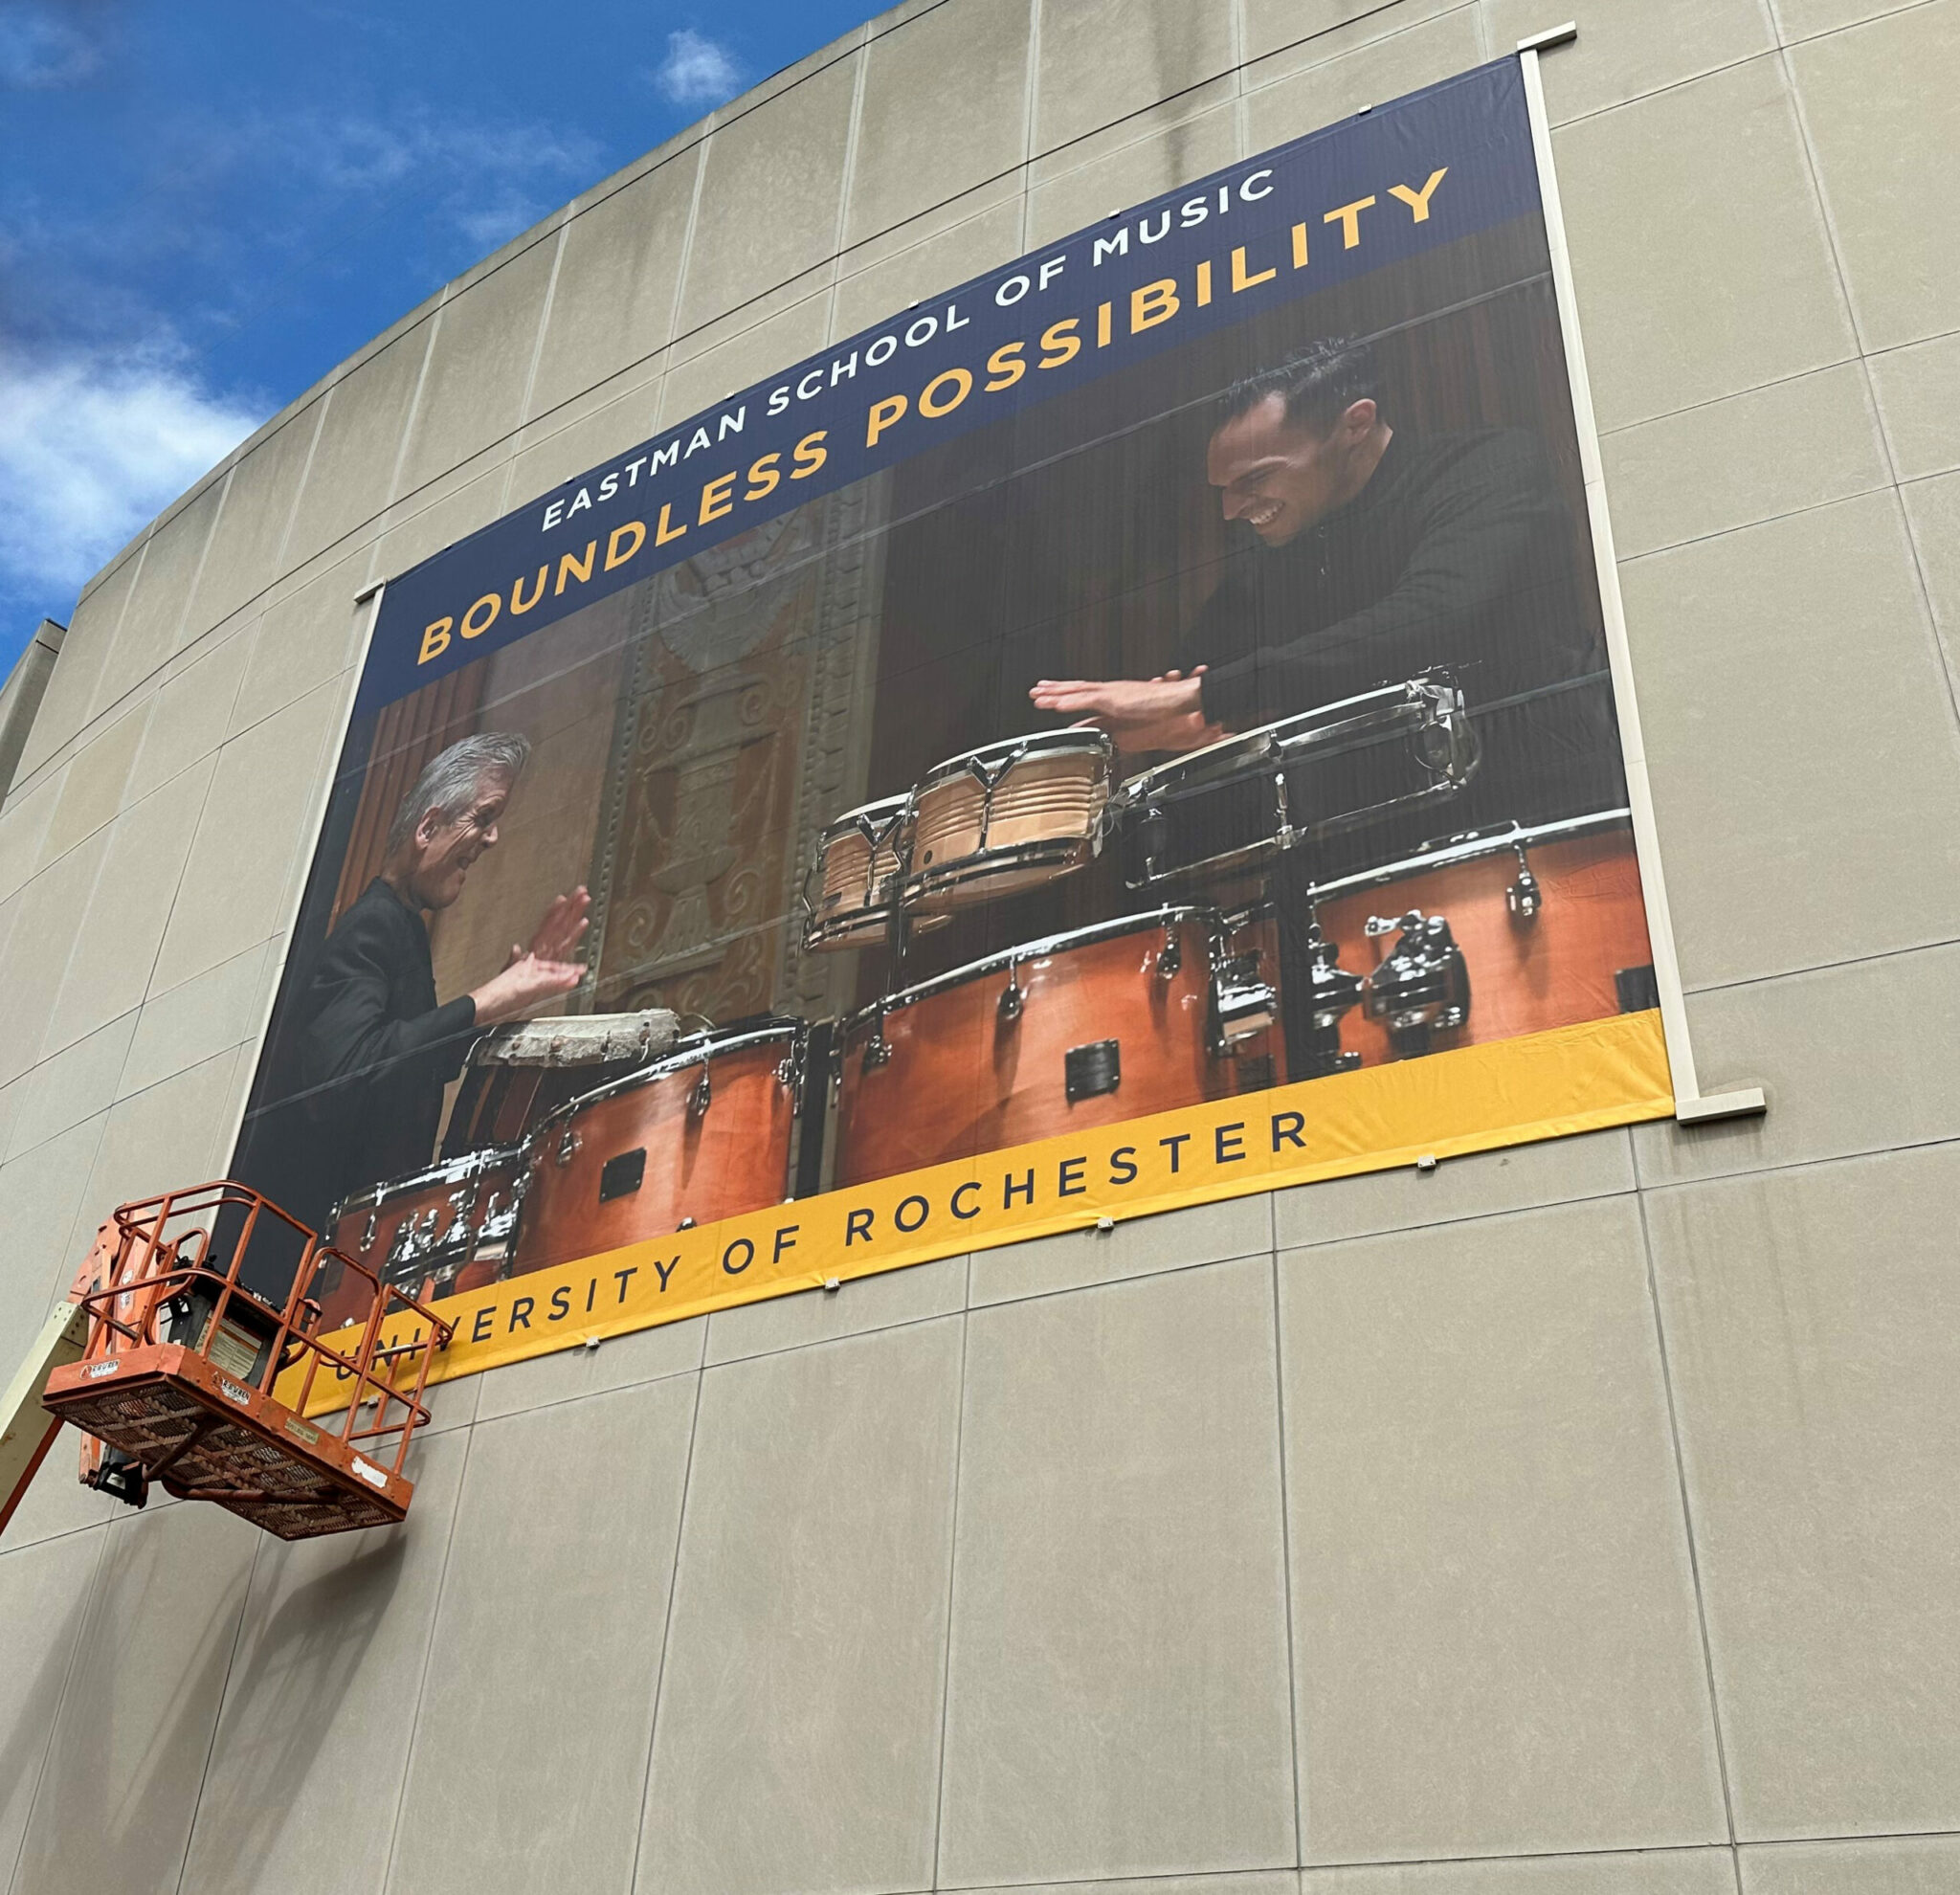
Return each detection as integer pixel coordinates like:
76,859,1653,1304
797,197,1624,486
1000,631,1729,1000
41,1181,453,1540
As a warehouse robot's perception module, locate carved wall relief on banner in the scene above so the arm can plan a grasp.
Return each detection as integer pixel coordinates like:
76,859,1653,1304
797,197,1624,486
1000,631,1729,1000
584,481,888,1026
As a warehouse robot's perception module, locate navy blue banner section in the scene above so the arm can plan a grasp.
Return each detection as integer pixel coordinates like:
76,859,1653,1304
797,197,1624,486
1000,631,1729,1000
360,57,1537,714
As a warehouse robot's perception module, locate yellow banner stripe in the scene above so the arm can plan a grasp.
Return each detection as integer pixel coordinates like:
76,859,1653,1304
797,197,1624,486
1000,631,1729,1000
289,1010,1671,1411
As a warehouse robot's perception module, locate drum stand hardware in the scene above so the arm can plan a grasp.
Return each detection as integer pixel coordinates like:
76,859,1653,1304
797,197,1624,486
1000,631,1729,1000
1292,922,1366,1079
1506,840,1542,921
1361,911,1473,1057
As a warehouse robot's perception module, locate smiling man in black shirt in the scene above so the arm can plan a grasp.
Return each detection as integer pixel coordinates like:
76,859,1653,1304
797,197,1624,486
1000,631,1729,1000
1030,336,1627,1074
1031,335,1622,827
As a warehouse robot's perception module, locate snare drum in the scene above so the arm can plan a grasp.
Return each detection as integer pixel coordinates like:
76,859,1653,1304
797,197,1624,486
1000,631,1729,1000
802,794,948,953
1112,674,1478,887
1311,809,1651,1063
512,1019,804,1275
905,728,1112,912
313,1147,524,1329
442,1010,679,1158
832,908,1264,1188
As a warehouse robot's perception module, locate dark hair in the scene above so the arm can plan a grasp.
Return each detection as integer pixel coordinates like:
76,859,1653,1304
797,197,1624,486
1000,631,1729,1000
1217,337,1382,436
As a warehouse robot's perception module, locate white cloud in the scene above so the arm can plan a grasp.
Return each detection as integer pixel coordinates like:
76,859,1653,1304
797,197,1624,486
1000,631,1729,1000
655,29,741,108
0,2,102,90
0,346,263,599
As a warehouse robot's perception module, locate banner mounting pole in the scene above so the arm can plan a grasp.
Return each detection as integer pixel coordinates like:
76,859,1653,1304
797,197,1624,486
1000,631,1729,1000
1518,31,1765,1126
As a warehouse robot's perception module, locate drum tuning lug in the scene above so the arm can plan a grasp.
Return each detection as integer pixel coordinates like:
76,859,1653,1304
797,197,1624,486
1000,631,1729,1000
361,1210,379,1252
998,969,1025,1023
556,1126,580,1167
678,1216,695,1231
1361,911,1472,1058
689,1071,712,1116
1156,930,1182,979
1506,846,1542,922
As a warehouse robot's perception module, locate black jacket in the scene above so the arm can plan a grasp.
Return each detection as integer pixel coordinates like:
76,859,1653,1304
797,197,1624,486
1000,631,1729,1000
1185,427,1624,846
299,880,478,1209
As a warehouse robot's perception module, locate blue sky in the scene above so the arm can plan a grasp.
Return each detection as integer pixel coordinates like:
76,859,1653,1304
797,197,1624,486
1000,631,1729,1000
0,0,886,680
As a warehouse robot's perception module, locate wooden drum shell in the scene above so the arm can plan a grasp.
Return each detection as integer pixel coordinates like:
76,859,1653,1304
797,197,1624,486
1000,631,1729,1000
1317,821,1652,1064
514,1034,798,1274
833,914,1233,1189
907,736,1110,912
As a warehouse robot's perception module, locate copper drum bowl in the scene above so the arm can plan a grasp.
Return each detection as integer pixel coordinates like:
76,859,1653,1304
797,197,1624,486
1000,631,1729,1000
512,1019,804,1275
1313,809,1653,1063
904,728,1112,913
312,1147,524,1329
832,907,1243,1189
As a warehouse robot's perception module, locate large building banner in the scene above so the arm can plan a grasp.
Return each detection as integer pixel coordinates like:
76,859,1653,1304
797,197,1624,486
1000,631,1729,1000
235,56,1674,1389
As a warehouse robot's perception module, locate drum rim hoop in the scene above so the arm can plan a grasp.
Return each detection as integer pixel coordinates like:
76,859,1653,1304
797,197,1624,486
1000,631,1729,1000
817,791,913,842
902,834,1095,900
527,1016,806,1131
843,904,1224,1026
328,1145,525,1223
917,725,1113,791
1307,807,1635,901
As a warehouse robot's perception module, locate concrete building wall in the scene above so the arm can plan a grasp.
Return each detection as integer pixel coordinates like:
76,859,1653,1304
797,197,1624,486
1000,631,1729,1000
3,1,1957,1889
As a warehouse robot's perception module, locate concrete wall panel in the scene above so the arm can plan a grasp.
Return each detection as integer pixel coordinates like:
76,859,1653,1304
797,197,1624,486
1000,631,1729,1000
0,1528,104,1878
383,1378,695,1895
1742,1834,1960,1891
186,405,323,636
11,551,138,789
845,0,1031,248
87,483,224,724
1487,0,1772,123
1554,55,1857,434
282,323,434,570
1302,1851,1738,1891
397,237,561,498
147,677,344,995
1035,0,1234,154
529,149,700,421
1600,360,1890,560
11,1501,260,1895
177,1431,469,1895
1283,1197,1726,1864
124,623,253,805
1867,327,1960,481
675,55,859,337
638,1318,963,1894
1789,1,1960,352
44,755,217,1058
938,1257,1296,1885
1647,1145,1960,1839
1619,491,1960,991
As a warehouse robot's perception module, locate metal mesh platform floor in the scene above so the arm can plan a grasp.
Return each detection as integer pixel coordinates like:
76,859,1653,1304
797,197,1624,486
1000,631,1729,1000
45,1345,412,1540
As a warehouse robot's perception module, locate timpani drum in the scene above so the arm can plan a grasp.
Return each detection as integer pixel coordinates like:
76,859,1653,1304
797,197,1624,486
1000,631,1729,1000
512,1019,804,1274
905,728,1113,912
313,1147,525,1330
1312,809,1653,1063
441,1009,679,1158
831,907,1270,1189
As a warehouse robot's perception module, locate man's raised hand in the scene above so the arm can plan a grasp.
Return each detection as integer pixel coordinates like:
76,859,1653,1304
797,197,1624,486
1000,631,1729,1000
1027,672,1225,755
515,886,590,969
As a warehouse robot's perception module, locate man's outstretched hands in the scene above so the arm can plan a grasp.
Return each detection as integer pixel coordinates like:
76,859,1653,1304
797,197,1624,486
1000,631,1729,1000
470,885,590,1027
516,886,590,968
1028,668,1226,756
